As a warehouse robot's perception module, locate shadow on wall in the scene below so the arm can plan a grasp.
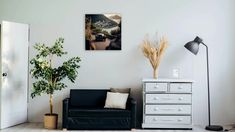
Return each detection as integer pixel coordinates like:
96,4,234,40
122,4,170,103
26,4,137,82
131,86,143,128
215,6,235,123
29,98,48,122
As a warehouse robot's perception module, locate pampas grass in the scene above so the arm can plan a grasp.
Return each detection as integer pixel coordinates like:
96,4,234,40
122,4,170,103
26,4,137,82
141,35,168,79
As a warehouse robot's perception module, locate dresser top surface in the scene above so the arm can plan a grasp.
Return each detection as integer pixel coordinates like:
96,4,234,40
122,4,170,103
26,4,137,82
142,78,194,83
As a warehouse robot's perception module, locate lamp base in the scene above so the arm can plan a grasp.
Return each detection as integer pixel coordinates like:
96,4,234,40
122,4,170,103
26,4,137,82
205,125,223,131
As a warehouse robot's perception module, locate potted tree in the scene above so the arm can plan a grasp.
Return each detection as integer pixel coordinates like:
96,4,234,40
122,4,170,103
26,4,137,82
30,38,81,129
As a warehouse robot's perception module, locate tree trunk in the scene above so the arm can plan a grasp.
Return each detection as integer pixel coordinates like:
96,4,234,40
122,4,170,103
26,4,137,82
49,94,53,115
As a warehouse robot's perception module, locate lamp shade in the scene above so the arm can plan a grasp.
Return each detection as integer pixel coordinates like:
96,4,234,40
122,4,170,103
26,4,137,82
184,36,203,55
184,41,199,55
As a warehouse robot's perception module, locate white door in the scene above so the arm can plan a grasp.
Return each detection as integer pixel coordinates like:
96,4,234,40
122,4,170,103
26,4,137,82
0,21,29,129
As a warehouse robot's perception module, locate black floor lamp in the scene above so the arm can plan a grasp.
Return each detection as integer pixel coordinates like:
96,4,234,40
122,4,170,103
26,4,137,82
184,36,223,131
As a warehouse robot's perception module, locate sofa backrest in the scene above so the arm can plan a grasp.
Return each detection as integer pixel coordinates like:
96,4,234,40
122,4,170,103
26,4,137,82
70,89,109,107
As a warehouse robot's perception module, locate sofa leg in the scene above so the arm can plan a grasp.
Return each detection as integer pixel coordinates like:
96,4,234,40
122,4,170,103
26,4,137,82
131,128,136,132
62,128,67,131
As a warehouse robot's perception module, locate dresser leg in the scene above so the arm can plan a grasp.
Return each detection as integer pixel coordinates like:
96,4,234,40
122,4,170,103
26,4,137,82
131,128,136,132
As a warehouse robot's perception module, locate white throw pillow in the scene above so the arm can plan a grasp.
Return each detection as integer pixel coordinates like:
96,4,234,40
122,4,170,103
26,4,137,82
104,92,129,109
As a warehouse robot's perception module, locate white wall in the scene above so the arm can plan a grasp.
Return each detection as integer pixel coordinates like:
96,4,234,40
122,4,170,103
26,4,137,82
0,0,235,127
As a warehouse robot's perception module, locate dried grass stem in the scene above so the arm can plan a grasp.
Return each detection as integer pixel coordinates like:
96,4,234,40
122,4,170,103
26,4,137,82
141,35,168,78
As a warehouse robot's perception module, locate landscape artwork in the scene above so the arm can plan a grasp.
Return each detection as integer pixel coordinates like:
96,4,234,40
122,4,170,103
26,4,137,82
85,14,121,50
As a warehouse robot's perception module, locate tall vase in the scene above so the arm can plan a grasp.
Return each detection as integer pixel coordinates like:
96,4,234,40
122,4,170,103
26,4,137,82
153,68,158,79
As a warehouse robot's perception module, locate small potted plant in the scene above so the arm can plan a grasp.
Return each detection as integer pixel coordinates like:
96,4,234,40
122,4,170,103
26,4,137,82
30,38,81,129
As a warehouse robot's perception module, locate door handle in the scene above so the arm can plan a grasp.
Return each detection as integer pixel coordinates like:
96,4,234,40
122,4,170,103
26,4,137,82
2,73,7,77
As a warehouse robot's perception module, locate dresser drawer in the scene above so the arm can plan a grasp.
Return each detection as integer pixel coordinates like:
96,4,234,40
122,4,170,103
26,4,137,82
145,116,191,124
145,105,191,115
170,83,192,93
145,83,167,92
146,94,191,104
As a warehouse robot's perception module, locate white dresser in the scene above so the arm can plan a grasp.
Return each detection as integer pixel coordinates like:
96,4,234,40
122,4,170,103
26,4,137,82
142,78,193,129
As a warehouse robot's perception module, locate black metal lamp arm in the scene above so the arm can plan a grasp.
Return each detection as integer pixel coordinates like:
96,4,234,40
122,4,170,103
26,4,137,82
201,42,211,126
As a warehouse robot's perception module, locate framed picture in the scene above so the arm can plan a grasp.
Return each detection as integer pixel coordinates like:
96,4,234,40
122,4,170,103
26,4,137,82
85,14,121,50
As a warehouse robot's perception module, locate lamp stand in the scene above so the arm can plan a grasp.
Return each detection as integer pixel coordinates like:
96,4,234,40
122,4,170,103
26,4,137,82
205,125,223,131
202,43,223,131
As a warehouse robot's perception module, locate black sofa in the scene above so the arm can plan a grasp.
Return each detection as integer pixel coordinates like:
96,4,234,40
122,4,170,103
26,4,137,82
62,89,137,130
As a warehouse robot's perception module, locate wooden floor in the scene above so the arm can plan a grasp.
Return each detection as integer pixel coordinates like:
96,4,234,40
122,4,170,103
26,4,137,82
0,123,234,132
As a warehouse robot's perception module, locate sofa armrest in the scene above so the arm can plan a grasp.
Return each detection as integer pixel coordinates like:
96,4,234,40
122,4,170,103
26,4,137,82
62,98,70,128
127,98,137,128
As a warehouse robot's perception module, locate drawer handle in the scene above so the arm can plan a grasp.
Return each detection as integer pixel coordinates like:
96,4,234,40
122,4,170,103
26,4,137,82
153,97,159,100
178,118,183,122
178,86,183,89
178,108,183,111
154,85,159,89
178,97,184,100
154,108,159,111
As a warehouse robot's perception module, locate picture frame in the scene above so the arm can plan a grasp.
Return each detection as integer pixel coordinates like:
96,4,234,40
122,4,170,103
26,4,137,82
85,14,122,50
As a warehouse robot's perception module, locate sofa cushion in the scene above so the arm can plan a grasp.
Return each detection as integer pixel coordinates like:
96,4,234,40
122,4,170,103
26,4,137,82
110,88,131,94
104,92,129,109
67,117,132,132
68,107,131,117
70,89,109,107
67,117,131,130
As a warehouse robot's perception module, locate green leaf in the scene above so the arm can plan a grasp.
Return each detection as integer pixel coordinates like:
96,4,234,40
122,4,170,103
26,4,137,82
30,38,81,98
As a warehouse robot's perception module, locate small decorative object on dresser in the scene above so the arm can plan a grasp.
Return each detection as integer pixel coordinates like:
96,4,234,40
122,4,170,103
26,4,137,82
140,35,168,79
142,78,193,129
